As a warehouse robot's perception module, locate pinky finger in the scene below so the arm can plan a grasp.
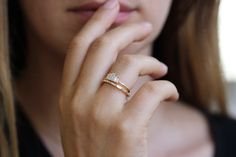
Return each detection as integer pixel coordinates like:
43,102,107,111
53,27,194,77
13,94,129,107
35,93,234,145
122,80,179,125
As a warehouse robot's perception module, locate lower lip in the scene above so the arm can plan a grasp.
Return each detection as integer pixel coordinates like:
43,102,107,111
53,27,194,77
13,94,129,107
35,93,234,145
71,11,134,24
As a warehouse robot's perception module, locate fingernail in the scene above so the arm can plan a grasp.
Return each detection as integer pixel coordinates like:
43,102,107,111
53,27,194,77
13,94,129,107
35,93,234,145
102,0,118,9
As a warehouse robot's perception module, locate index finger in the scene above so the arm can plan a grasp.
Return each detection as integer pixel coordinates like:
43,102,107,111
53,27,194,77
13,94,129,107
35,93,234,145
61,0,120,92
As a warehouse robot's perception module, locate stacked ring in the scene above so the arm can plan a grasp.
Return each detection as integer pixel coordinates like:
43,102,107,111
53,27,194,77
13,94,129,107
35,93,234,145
102,73,131,97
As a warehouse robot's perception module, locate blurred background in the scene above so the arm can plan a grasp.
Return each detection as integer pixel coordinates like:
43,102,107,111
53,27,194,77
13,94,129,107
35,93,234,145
219,0,236,117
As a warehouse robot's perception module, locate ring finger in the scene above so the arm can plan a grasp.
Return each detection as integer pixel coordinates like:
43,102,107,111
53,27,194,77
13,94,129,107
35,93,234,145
95,55,168,112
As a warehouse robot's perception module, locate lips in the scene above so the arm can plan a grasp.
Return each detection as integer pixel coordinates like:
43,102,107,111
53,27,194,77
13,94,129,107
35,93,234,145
67,2,136,24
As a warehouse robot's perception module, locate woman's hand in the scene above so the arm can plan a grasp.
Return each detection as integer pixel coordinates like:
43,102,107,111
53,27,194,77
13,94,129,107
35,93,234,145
58,0,179,156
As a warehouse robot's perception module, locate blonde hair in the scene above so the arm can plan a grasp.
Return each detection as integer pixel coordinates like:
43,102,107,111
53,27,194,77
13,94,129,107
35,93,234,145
0,0,18,156
0,0,226,156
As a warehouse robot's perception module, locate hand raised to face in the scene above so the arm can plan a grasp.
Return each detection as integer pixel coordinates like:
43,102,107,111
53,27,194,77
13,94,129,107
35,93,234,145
59,0,178,157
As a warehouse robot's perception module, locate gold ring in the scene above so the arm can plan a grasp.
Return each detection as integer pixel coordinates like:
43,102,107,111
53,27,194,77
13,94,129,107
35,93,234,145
103,73,131,97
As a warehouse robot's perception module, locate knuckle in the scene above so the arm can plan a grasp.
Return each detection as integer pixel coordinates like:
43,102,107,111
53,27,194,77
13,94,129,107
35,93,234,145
71,104,84,119
113,118,133,136
68,36,84,51
117,54,136,67
92,36,110,49
89,106,109,128
143,81,158,94
70,97,88,119
112,118,143,141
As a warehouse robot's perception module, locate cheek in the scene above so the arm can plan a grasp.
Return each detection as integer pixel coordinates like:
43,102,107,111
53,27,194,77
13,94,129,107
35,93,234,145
142,0,172,38
20,0,73,53
20,0,56,34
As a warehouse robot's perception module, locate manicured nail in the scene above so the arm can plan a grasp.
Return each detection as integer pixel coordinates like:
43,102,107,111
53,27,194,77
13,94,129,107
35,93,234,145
102,0,118,9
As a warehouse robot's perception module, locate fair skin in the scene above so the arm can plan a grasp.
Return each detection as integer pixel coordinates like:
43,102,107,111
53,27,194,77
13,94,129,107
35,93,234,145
15,0,214,156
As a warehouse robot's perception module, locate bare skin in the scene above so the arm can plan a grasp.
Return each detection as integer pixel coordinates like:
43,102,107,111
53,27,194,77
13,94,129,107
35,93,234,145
15,0,215,156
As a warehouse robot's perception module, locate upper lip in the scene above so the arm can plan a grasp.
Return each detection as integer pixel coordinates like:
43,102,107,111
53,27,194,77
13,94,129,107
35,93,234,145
67,1,136,12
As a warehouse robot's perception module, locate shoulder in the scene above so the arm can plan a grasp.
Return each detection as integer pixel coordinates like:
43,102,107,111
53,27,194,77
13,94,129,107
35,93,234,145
177,103,236,157
155,102,236,157
149,101,214,157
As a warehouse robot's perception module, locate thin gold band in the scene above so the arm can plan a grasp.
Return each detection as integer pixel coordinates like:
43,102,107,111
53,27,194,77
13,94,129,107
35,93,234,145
102,79,131,97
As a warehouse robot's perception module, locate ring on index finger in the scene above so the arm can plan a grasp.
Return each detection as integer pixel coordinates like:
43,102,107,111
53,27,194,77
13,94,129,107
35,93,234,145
102,72,131,97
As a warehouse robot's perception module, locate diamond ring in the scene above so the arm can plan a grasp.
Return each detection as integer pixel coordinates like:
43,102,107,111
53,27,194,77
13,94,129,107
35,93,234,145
102,73,131,97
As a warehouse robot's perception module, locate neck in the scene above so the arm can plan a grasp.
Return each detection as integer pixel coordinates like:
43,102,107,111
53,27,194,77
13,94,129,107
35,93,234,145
15,36,65,128
14,33,66,156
